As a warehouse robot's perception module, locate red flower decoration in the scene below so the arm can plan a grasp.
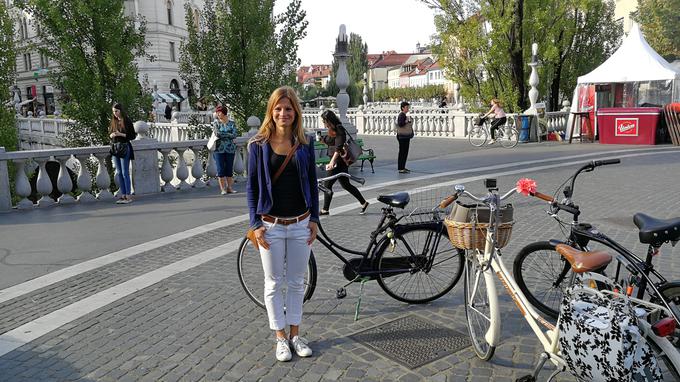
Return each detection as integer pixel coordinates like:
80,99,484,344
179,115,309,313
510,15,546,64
516,178,537,196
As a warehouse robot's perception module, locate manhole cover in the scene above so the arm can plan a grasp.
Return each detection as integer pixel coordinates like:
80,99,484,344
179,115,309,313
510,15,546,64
349,315,470,368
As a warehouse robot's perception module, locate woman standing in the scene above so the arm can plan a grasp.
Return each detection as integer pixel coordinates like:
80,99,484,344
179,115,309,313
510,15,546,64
212,105,239,194
396,101,414,173
246,86,319,362
109,103,136,204
319,110,368,215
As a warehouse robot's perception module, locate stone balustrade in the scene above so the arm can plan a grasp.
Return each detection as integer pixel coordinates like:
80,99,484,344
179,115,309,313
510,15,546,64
0,129,251,212
17,117,72,150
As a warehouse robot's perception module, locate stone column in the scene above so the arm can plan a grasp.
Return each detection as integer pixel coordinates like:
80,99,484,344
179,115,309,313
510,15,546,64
35,157,55,207
0,148,11,211
334,25,356,137
55,155,75,204
527,43,540,114
131,121,161,195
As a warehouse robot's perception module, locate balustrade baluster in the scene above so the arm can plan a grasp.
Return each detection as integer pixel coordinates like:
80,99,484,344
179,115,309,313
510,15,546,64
35,157,55,206
205,151,217,187
55,155,75,204
94,154,114,200
75,154,96,202
14,159,34,209
233,146,245,181
175,148,191,190
159,149,175,192
190,146,206,188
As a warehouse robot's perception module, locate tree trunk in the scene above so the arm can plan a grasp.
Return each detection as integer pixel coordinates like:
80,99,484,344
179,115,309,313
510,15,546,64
509,0,526,110
550,62,562,112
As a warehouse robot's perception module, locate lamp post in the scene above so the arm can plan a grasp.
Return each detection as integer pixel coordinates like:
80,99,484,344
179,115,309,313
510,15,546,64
362,72,368,105
333,24,356,136
527,43,539,113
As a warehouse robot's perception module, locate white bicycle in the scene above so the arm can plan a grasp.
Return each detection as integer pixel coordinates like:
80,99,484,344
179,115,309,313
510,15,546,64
439,179,680,380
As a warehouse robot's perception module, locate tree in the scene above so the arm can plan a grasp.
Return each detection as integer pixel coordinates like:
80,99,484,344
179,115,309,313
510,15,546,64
180,0,307,129
16,0,151,146
424,0,621,111
0,1,17,153
327,33,368,106
635,0,680,60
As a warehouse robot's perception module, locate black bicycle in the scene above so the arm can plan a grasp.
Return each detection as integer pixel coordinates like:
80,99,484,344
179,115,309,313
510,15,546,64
237,173,465,315
513,159,680,332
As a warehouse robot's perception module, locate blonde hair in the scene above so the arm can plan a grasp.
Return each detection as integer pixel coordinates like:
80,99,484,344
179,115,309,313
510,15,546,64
251,86,307,145
491,98,502,107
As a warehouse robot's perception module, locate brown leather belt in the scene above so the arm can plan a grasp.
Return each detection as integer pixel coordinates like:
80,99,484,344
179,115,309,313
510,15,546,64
262,210,311,226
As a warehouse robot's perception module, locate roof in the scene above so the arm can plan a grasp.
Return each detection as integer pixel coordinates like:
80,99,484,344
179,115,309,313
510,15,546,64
370,52,415,68
296,65,332,85
577,23,679,84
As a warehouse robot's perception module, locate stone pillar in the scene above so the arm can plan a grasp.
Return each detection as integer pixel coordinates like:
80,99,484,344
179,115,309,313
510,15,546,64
333,25,356,137
526,43,539,114
355,105,366,134
131,121,161,195
0,148,10,211
452,111,468,138
35,157,55,207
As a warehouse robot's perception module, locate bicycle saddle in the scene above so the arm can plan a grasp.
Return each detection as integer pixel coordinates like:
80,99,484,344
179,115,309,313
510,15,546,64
555,244,612,273
377,192,410,209
633,213,680,245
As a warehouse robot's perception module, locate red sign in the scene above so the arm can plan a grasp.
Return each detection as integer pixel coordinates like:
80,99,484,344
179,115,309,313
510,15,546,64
31,85,37,98
615,118,638,136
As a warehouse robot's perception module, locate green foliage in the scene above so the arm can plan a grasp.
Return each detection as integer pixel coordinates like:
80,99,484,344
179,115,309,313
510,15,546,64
327,33,368,106
374,85,447,102
16,0,151,147
180,0,307,130
0,0,17,153
635,0,680,60
427,0,621,111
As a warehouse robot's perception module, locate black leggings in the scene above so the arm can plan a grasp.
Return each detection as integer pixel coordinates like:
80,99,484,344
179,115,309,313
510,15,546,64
397,137,411,170
489,117,507,139
322,161,366,210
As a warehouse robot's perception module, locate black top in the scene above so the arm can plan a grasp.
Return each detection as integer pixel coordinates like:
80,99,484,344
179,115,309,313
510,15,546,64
268,151,308,217
322,124,347,156
111,117,137,160
397,112,408,127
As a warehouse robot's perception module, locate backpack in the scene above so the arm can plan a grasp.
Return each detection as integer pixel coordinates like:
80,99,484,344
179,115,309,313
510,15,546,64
164,104,172,120
558,274,662,382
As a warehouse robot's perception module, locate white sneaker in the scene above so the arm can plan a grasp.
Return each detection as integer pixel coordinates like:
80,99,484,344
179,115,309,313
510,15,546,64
220,190,227,195
276,338,292,362
487,139,496,145
290,336,312,357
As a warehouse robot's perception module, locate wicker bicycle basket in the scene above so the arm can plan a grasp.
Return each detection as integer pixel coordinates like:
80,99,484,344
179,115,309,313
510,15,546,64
444,202,514,250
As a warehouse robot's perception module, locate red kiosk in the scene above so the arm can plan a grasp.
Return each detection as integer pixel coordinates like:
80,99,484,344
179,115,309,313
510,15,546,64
569,24,680,145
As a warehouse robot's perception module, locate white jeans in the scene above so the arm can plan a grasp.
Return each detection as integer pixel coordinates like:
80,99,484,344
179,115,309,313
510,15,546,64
259,216,311,330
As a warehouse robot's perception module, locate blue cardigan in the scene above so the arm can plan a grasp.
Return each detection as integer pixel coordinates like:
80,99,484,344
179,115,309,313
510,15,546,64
246,136,320,229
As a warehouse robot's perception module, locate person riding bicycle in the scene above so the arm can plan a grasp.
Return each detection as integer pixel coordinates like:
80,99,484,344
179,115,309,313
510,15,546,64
478,98,507,145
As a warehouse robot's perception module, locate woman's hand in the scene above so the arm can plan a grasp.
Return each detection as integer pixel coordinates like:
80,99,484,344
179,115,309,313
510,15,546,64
109,133,116,139
307,221,318,245
254,226,269,250
325,162,336,171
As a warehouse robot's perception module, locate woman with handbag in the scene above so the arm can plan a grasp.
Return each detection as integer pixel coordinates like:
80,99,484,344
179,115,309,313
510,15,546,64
396,101,414,173
109,103,136,204
246,86,319,362
211,105,239,195
319,110,368,216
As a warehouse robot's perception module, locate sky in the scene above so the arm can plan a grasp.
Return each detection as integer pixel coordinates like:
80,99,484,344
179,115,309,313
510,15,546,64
274,0,439,66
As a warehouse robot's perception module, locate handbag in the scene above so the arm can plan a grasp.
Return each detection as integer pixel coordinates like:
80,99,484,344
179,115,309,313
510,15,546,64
110,142,128,157
207,132,218,151
395,119,414,138
246,142,300,250
340,135,362,165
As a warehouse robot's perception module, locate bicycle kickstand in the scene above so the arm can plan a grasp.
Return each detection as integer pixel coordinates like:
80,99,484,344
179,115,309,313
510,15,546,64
354,277,370,321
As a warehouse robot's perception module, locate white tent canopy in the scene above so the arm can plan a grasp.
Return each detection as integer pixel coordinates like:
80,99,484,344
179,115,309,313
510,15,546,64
577,23,680,84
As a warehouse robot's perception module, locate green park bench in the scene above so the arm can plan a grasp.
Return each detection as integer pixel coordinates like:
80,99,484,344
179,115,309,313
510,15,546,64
314,138,376,173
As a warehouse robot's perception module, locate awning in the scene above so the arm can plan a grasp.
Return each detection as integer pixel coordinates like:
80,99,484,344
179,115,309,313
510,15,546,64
154,92,185,103
18,98,42,106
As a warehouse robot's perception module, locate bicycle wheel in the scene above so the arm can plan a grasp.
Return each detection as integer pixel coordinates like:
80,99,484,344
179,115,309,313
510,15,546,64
468,126,488,147
499,127,519,148
654,282,680,380
375,224,464,304
642,325,680,381
464,255,496,360
513,241,570,319
236,237,317,309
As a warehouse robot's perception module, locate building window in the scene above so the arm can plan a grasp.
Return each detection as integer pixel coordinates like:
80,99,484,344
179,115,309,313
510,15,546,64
23,19,28,39
169,42,176,62
27,53,32,70
166,0,173,25
23,54,28,71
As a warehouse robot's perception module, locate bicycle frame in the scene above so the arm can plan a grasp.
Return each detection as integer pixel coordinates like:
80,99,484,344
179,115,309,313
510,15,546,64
468,189,568,370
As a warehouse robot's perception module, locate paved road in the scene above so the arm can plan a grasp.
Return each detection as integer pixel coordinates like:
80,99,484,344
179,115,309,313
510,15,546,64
0,137,679,381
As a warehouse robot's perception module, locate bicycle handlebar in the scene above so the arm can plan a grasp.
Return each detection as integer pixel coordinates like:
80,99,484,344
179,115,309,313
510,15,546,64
439,185,517,209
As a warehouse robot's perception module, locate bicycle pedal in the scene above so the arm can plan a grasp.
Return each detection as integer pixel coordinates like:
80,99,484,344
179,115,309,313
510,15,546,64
516,376,535,382
336,288,347,299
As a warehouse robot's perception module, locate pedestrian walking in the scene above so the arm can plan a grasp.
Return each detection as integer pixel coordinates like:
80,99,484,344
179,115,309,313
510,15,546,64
318,110,369,216
212,105,239,195
480,98,507,145
246,86,319,362
395,101,414,173
109,103,137,204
